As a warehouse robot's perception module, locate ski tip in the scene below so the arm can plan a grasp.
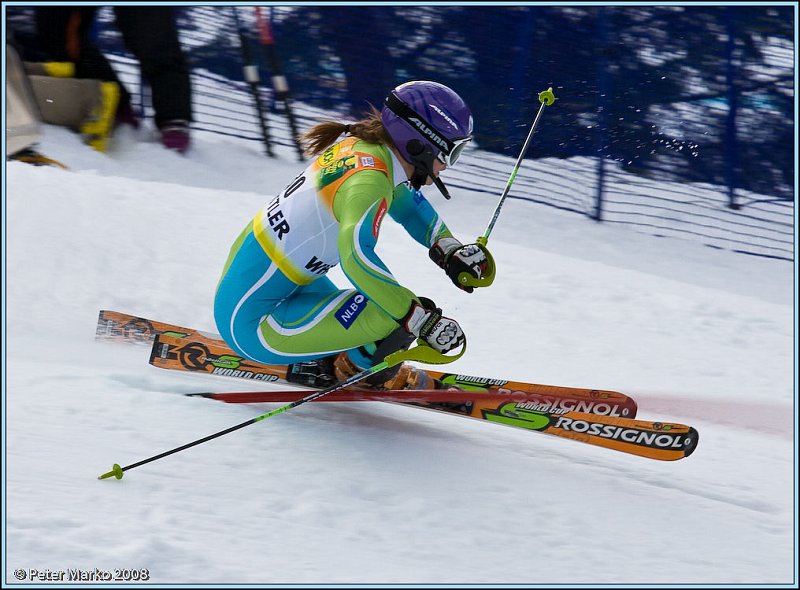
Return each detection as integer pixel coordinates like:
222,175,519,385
682,427,700,458
98,463,124,480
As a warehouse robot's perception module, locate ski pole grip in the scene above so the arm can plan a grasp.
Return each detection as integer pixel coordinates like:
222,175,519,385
384,337,467,367
458,239,496,289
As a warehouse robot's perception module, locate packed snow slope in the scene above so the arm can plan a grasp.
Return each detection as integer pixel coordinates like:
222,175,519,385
4,123,796,586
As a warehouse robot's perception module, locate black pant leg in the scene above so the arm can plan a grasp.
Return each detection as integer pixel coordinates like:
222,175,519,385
113,7,192,127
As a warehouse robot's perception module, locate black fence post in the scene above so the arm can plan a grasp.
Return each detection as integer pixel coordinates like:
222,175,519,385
254,6,305,162
594,7,611,222
231,7,274,157
724,8,740,210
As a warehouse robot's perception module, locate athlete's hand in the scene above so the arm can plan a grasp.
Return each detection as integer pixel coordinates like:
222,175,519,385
402,298,464,353
429,237,490,293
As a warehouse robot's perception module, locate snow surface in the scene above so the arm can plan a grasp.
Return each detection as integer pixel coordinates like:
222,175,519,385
4,122,797,586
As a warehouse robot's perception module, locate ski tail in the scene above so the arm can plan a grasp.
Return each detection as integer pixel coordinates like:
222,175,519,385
96,309,220,345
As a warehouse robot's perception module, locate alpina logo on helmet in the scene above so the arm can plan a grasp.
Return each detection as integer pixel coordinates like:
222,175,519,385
408,117,449,152
428,104,459,131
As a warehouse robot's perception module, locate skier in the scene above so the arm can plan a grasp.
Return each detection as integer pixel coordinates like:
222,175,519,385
214,81,494,390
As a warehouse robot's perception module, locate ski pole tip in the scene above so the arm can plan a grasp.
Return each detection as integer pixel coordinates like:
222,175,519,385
539,87,556,106
98,463,124,480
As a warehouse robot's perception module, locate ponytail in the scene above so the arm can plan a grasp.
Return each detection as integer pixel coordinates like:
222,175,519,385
300,107,397,157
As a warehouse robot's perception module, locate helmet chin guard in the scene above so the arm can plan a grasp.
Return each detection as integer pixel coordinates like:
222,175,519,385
405,139,451,199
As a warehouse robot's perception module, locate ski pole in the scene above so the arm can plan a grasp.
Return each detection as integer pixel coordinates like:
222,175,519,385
254,6,305,162
231,7,274,157
479,87,556,245
459,87,556,290
98,339,465,480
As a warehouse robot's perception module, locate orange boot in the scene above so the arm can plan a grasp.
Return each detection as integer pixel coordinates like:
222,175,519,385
333,351,439,390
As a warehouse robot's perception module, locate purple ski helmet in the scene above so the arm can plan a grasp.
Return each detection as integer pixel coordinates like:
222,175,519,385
381,81,473,169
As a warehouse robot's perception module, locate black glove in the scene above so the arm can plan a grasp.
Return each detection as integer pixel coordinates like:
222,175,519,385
401,298,464,354
429,237,490,293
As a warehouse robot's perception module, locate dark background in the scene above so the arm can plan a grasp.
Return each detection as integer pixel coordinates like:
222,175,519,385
177,5,794,203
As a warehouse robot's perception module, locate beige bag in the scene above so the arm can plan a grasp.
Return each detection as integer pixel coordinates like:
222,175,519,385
24,61,120,153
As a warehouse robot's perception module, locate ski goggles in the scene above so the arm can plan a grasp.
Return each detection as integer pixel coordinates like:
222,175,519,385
436,135,472,167
385,92,473,167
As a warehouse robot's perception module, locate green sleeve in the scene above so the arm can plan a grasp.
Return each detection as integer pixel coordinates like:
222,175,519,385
332,169,418,321
388,183,452,248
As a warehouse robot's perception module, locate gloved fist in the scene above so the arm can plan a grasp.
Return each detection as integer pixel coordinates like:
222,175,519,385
429,237,490,293
402,299,464,354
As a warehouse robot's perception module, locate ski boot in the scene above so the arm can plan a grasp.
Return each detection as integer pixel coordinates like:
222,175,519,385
332,350,442,390
287,317,449,391
286,355,339,388
332,321,447,390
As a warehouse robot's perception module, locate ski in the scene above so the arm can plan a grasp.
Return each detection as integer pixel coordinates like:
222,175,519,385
186,388,606,404
149,331,640,416
184,388,697,461
97,310,639,417
96,310,698,461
